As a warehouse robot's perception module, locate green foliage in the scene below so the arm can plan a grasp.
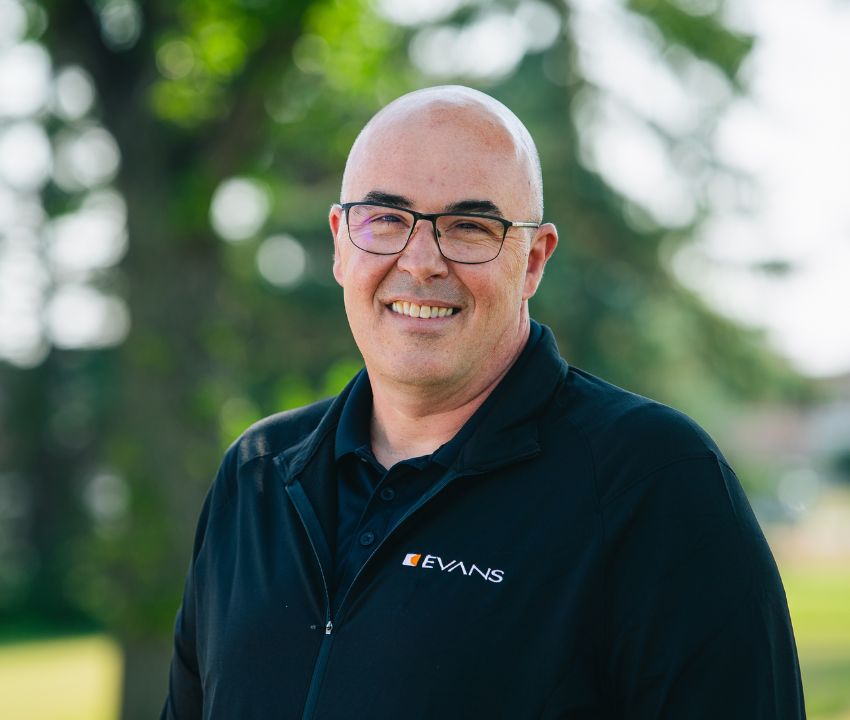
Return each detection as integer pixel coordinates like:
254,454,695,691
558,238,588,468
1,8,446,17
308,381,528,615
303,0,405,95
627,0,754,82
150,1,293,126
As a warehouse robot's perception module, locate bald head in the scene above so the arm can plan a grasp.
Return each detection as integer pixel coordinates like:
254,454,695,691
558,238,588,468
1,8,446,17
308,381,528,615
341,86,544,221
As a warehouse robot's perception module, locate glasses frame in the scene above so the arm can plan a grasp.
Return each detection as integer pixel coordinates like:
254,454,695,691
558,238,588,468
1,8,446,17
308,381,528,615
339,201,540,265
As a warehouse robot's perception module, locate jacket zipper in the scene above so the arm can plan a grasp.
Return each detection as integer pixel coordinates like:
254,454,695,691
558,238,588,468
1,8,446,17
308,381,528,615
286,453,536,719
285,487,334,720
298,620,334,720
285,474,462,720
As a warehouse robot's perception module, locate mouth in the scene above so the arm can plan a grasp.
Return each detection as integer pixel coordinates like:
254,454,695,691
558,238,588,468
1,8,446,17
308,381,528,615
388,301,459,319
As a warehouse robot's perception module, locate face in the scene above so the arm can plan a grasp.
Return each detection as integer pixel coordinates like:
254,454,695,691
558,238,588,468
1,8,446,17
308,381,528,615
330,105,557,401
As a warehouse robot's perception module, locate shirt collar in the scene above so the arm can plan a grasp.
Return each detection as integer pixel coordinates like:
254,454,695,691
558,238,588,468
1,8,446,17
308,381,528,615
431,320,543,467
333,321,547,470
334,369,373,461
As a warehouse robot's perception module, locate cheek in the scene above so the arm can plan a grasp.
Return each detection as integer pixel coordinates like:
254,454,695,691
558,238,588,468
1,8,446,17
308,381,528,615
342,255,392,309
491,251,529,307
343,277,374,321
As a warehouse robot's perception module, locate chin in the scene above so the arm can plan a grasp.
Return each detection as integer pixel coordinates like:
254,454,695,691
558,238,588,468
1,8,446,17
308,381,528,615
378,359,458,389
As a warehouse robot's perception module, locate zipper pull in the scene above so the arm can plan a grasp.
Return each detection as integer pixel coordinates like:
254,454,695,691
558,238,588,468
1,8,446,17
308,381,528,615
325,620,333,635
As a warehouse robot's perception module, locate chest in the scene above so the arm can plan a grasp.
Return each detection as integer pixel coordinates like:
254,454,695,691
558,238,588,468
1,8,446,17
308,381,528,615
193,458,607,718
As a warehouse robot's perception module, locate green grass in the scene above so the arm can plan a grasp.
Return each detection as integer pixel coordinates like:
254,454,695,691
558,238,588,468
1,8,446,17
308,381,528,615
783,564,850,719
0,635,122,720
785,569,850,648
0,564,846,718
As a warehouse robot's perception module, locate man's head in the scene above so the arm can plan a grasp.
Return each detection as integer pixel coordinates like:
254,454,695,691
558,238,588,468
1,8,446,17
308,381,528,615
329,85,558,404
341,86,545,222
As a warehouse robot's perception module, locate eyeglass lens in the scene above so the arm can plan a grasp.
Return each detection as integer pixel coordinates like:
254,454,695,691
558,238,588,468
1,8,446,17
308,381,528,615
347,204,505,263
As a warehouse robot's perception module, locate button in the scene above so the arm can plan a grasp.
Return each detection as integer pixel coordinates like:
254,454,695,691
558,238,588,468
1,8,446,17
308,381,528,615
379,487,396,501
359,531,375,547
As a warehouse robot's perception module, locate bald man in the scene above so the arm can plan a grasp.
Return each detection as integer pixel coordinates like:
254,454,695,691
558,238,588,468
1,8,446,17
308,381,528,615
162,86,805,719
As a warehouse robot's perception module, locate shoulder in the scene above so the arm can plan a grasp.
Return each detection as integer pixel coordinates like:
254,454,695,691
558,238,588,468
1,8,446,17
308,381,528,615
225,396,336,472
556,366,727,504
189,395,338,543
202,396,337,511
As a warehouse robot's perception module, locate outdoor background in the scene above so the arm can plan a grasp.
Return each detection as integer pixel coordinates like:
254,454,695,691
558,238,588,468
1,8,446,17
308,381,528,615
0,0,848,718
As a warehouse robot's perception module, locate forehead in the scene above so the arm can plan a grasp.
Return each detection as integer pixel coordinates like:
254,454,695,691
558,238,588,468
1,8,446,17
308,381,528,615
345,105,532,212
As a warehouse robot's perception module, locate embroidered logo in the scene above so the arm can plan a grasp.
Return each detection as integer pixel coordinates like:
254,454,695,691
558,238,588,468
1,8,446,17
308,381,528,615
401,552,504,583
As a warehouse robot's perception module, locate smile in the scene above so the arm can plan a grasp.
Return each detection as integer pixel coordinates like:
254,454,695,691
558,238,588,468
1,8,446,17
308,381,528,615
389,301,456,319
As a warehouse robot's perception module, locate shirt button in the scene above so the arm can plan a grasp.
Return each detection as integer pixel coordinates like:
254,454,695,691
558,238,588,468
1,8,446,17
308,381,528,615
359,531,375,547
379,487,396,501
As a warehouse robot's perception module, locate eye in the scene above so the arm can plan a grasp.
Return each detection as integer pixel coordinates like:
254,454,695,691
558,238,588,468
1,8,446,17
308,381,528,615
456,220,484,230
348,205,413,230
448,219,484,231
442,216,501,238
371,213,406,225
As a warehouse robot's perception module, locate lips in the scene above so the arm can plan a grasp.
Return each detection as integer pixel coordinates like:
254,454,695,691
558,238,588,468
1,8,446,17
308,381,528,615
389,301,456,319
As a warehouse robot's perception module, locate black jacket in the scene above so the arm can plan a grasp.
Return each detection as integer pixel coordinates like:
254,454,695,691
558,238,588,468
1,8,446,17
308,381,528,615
162,325,805,719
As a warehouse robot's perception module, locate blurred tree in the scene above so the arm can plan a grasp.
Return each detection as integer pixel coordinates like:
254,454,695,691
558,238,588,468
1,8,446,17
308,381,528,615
832,448,850,484
0,0,813,717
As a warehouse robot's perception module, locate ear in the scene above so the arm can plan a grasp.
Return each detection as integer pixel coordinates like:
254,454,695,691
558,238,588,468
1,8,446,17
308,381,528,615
522,223,558,300
329,204,345,287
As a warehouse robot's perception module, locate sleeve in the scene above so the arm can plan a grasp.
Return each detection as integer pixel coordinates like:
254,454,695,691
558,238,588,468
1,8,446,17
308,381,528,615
160,484,215,720
603,454,806,719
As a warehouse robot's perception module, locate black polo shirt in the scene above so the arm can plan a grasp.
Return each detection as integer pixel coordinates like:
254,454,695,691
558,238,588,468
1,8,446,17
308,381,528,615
332,322,543,611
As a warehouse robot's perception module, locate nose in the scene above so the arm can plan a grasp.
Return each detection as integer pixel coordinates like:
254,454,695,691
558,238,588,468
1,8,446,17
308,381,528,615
395,218,449,281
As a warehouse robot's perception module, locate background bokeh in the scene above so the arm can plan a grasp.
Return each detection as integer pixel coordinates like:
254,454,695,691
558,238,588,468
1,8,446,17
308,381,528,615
0,0,848,718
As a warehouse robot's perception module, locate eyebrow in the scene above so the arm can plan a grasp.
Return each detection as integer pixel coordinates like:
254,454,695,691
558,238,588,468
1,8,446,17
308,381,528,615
444,199,504,217
362,190,414,207
361,190,505,218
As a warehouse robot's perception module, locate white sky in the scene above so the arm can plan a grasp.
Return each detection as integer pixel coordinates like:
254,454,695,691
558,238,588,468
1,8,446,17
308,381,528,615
570,0,850,377
689,0,850,377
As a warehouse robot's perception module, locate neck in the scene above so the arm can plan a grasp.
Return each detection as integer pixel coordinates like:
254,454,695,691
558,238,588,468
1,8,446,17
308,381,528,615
367,321,530,468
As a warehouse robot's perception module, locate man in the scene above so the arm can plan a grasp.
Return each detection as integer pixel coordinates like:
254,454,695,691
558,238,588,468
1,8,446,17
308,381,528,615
162,86,805,718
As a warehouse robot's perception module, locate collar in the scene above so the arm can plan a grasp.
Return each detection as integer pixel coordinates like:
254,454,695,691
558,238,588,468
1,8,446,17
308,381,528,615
449,320,565,474
276,321,568,482
334,370,373,461
333,366,464,471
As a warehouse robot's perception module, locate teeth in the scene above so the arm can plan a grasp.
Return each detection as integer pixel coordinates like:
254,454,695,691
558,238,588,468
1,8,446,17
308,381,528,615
389,303,456,319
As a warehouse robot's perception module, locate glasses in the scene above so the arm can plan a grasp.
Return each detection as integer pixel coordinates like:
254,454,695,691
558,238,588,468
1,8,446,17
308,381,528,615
339,202,540,264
